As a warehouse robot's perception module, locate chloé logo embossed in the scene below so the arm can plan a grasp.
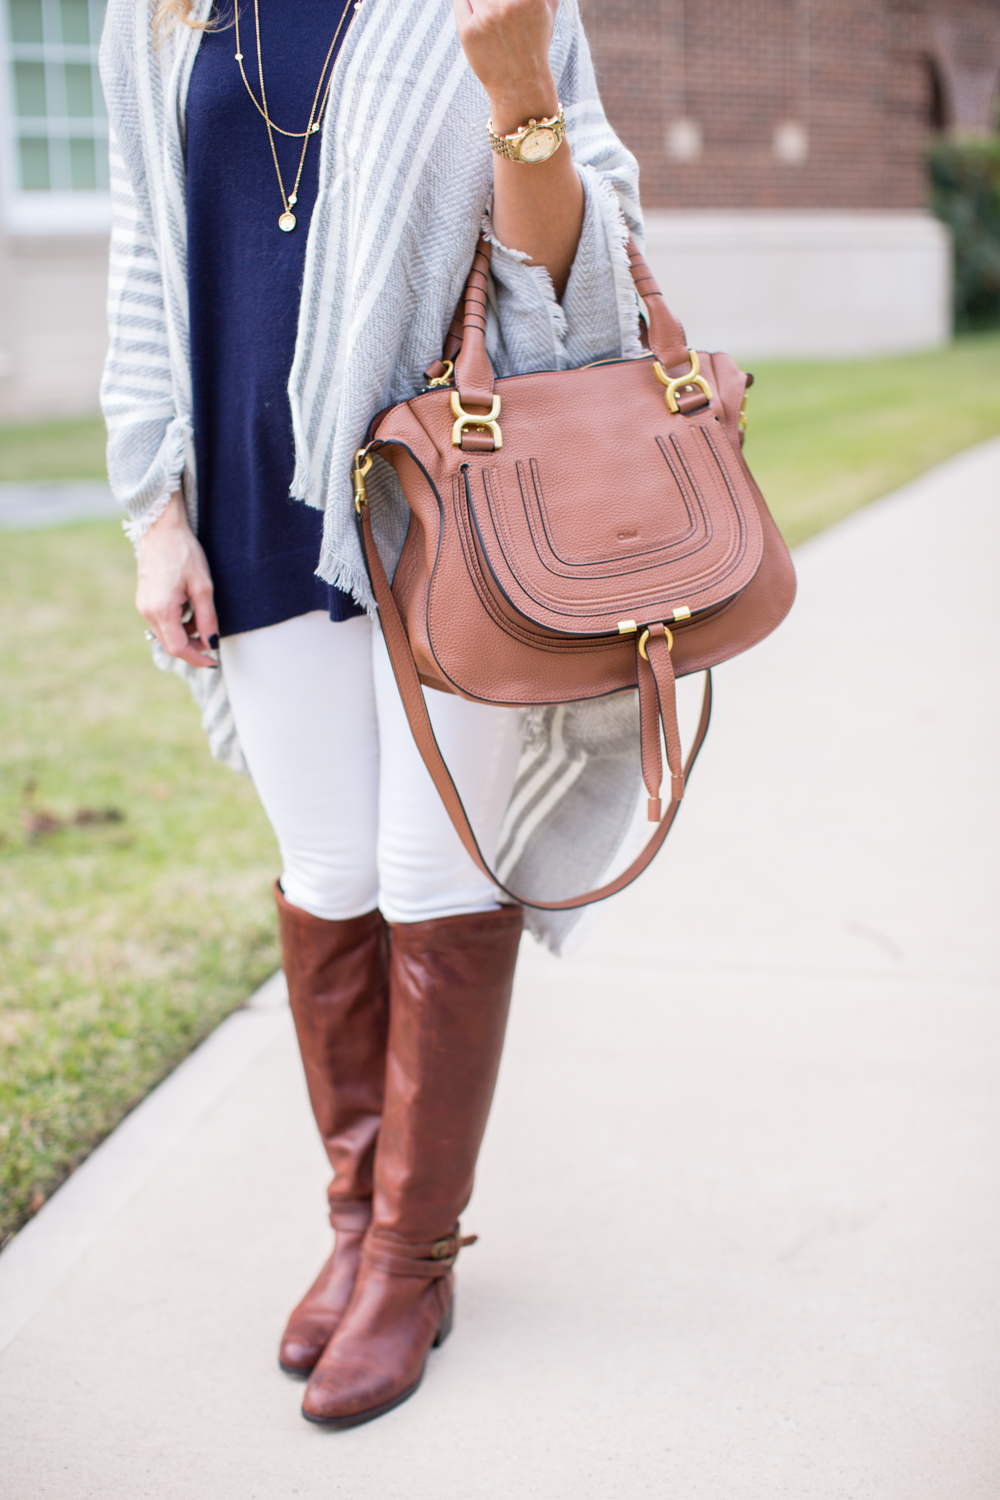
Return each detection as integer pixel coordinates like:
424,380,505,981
617,527,638,541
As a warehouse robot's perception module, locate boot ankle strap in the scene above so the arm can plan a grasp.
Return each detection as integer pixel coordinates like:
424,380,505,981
362,1227,478,1278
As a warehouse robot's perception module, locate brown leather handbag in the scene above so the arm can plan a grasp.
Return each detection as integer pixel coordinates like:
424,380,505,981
353,237,795,910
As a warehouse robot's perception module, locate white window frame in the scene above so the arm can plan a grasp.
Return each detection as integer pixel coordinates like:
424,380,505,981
0,0,111,235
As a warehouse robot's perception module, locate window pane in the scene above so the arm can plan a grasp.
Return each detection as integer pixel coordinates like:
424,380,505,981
9,0,110,199
69,135,96,188
19,136,50,189
64,62,92,115
14,60,47,117
59,0,90,44
9,0,44,43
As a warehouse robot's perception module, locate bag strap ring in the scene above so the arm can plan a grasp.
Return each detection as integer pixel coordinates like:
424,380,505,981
638,624,673,660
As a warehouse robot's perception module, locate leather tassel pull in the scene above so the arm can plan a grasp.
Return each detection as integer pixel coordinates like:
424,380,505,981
643,624,685,804
636,643,664,819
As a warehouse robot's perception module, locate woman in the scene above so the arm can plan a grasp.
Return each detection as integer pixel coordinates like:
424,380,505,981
100,0,641,1427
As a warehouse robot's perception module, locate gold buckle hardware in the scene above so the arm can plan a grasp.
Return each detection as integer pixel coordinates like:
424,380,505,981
426,359,455,389
450,390,502,449
652,348,714,414
352,449,373,514
617,620,637,635
638,624,674,661
739,390,749,434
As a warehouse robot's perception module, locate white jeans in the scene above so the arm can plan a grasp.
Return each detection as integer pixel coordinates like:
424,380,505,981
219,611,523,924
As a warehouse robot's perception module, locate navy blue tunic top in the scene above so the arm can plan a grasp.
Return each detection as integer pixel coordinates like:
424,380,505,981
187,0,362,637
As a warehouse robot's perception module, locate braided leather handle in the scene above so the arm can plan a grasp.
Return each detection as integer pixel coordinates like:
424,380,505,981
439,234,692,408
453,238,494,409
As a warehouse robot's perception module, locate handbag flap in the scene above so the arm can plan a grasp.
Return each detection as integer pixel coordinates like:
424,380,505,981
454,353,764,636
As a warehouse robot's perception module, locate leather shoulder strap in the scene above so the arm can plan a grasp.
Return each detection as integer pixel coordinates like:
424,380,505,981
358,500,712,912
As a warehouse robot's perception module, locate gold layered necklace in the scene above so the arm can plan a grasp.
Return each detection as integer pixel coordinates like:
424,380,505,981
233,0,357,232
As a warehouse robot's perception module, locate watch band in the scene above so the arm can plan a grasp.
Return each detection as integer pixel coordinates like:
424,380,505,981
487,104,566,163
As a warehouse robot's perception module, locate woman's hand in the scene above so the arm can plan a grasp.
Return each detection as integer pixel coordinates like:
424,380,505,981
452,0,557,117
452,0,584,296
136,492,219,669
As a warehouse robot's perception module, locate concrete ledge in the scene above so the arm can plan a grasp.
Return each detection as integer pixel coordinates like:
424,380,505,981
643,210,952,359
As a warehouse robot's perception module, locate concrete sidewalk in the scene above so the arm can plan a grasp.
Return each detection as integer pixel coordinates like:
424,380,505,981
0,479,119,528
1,441,998,1499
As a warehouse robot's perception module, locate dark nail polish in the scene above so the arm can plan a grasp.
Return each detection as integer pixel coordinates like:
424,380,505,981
208,633,219,650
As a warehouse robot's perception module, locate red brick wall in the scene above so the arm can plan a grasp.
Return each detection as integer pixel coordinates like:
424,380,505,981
578,0,954,210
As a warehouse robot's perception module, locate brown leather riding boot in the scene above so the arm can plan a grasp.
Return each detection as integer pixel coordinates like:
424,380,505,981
274,882,390,1376
301,903,523,1427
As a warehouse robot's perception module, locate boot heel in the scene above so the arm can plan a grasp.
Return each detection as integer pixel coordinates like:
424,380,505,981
433,1295,454,1348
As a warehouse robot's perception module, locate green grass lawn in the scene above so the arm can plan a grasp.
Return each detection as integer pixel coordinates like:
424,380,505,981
0,416,108,483
0,524,280,1245
744,331,1000,546
1,332,1000,1247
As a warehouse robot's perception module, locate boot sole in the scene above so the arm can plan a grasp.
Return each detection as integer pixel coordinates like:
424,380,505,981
301,1303,452,1429
279,1359,317,1379
302,1372,424,1429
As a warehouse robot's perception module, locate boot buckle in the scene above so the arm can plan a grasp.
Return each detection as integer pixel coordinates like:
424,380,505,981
429,1232,478,1261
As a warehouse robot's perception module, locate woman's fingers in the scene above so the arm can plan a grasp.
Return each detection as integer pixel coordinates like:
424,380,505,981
189,575,220,660
144,594,218,668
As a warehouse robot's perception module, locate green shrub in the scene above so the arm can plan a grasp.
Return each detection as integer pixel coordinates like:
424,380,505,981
929,137,1000,330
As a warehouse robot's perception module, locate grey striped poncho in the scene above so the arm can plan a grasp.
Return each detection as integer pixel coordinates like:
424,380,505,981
99,0,648,949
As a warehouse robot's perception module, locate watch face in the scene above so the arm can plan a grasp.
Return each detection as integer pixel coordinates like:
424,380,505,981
519,125,558,163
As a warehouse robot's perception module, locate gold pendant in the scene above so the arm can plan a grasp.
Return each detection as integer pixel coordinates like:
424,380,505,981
278,211,296,232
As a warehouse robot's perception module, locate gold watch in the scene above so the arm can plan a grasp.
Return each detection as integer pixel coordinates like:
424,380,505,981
487,104,566,164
